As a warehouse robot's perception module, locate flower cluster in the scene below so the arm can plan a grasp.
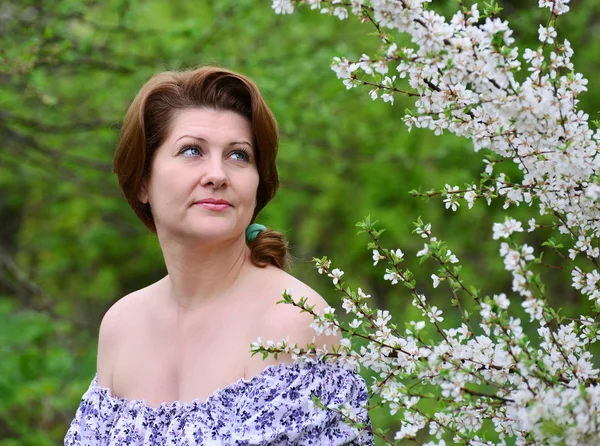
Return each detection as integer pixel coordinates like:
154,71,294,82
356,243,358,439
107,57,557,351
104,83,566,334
265,0,600,444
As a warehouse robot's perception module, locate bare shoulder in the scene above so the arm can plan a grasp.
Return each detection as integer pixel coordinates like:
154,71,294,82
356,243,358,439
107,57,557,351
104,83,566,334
96,284,154,387
254,266,341,351
99,290,141,333
244,266,341,377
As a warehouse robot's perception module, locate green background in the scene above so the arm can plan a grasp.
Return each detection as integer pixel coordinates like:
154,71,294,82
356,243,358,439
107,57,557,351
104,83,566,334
1,0,599,444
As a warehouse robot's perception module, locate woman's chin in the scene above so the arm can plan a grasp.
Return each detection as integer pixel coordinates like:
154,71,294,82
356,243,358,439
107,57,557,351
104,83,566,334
156,219,246,243
183,226,243,243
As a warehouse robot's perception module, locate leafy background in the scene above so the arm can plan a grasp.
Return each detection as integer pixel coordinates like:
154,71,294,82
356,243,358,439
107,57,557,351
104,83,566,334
1,0,600,444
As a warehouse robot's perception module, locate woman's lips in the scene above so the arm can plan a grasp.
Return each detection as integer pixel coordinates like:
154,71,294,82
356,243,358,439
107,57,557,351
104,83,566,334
194,199,232,211
196,202,230,211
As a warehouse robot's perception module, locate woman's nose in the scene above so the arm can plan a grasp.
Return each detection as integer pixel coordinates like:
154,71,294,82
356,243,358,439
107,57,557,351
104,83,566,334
200,157,228,189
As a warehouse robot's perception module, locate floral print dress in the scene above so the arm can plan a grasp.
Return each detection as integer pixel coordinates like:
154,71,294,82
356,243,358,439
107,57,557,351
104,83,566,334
64,360,374,445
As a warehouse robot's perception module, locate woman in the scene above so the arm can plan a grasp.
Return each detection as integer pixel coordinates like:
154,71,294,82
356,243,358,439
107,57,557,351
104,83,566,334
64,66,373,445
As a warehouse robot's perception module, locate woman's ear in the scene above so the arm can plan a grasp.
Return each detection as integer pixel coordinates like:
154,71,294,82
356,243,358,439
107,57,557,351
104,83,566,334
138,181,149,204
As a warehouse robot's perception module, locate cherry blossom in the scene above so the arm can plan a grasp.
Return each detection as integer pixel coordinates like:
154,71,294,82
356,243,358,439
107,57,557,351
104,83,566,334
269,0,600,443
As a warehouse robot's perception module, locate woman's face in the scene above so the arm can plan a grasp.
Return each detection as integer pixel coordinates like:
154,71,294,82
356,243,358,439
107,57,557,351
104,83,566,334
140,108,259,244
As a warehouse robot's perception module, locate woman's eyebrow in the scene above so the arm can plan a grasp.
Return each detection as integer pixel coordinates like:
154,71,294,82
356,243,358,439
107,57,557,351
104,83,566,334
175,135,207,143
174,135,253,147
229,141,254,148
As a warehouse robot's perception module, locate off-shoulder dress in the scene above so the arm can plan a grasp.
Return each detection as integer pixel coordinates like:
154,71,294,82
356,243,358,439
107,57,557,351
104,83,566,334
64,359,374,445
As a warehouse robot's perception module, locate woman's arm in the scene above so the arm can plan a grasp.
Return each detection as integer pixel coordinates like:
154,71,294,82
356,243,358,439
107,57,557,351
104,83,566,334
96,295,131,389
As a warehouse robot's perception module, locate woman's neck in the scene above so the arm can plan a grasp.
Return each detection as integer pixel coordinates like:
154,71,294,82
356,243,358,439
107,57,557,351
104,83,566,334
158,234,251,310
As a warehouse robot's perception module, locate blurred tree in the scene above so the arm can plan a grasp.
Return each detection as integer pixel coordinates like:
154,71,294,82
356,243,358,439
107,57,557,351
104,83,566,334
0,0,599,443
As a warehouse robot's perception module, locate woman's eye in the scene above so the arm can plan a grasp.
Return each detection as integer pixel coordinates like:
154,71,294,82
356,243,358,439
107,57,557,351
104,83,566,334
180,146,201,156
230,150,250,162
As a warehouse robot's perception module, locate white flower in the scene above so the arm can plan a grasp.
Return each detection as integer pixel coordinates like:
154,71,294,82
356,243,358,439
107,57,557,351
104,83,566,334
392,249,404,261
342,298,356,313
349,319,362,329
415,223,431,238
385,43,398,58
328,268,344,284
413,320,426,331
332,6,348,20
381,93,394,104
572,267,585,290
250,337,264,351
306,0,321,10
309,318,328,336
521,244,535,261
443,184,461,211
431,274,441,288
464,190,476,209
357,288,371,299
342,78,358,89
493,217,524,240
424,440,446,446
272,0,294,14
373,60,389,75
539,0,570,15
374,309,392,327
382,75,396,89
576,235,592,253
384,269,402,285
446,250,459,263
323,306,335,317
416,244,430,257
428,306,444,323
372,249,386,265
538,25,557,44
316,259,330,274
494,293,510,309
483,159,494,175
480,302,492,319
331,56,356,79
522,298,544,321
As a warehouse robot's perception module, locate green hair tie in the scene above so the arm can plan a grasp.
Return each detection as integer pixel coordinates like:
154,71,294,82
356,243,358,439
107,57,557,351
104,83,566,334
246,223,267,243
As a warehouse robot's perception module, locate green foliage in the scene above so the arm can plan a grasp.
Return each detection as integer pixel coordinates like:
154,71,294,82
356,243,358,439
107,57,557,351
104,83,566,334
1,0,600,443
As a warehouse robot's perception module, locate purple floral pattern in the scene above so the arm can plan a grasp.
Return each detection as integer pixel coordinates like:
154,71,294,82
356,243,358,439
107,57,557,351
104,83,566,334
64,360,374,445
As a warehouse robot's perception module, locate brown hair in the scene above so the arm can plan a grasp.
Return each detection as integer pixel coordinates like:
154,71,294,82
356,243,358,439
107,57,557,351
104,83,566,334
113,66,290,270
